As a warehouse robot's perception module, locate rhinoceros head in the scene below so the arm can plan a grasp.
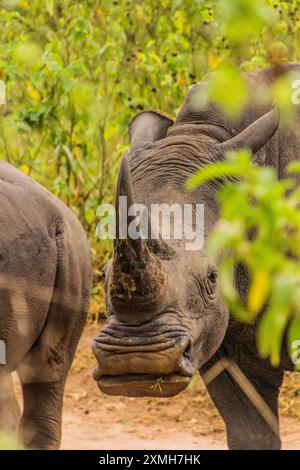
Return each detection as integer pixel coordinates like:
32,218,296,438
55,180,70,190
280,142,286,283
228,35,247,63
93,92,278,398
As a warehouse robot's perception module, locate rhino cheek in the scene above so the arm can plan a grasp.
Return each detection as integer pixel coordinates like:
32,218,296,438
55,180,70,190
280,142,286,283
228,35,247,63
191,305,229,369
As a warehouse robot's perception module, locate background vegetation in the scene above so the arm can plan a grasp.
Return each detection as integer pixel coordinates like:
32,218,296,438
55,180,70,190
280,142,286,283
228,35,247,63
1,0,300,363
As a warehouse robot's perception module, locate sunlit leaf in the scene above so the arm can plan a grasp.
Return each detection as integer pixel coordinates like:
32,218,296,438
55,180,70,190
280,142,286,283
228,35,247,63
248,270,271,316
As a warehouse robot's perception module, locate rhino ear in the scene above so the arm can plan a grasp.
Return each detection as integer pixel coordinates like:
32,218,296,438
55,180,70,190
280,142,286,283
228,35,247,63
129,111,173,152
217,107,279,154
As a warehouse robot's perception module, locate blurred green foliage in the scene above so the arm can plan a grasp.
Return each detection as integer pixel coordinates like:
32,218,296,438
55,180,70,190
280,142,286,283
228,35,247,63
188,151,300,368
1,0,300,325
0,430,24,449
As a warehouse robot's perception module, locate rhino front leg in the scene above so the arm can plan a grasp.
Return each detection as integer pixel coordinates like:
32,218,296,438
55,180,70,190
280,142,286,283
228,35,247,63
199,349,284,450
0,372,20,432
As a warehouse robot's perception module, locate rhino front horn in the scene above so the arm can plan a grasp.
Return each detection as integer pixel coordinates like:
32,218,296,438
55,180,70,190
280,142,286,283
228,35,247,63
110,154,167,322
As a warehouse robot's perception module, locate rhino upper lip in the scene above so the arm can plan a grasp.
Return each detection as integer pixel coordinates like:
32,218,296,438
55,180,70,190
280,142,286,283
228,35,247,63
92,334,194,381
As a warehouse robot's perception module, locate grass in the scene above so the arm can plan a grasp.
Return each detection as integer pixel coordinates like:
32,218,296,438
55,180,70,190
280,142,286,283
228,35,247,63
151,377,165,393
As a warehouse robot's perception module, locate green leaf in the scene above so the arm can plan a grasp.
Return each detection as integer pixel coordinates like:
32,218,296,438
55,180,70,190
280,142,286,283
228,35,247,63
186,162,242,190
288,317,300,371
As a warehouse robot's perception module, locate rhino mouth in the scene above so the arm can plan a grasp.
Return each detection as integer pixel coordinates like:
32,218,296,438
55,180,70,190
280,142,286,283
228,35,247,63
92,326,194,397
95,373,191,397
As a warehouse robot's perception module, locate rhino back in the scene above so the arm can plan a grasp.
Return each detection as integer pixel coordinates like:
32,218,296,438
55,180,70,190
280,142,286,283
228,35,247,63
0,160,90,369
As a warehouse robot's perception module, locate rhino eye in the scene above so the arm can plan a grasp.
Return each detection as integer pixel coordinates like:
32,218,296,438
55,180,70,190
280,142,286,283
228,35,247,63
208,271,218,284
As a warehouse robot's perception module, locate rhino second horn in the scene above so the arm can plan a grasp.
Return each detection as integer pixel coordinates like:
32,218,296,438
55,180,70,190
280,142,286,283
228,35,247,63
218,106,279,155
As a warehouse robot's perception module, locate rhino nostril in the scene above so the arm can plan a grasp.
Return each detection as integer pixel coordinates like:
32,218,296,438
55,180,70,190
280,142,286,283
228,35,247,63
176,340,194,377
183,340,193,360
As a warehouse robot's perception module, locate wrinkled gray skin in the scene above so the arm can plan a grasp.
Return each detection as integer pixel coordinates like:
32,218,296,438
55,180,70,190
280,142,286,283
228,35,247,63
93,62,300,450
0,162,92,449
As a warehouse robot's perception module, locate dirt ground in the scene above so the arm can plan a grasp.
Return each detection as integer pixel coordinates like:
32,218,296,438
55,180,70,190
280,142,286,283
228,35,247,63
58,322,300,450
